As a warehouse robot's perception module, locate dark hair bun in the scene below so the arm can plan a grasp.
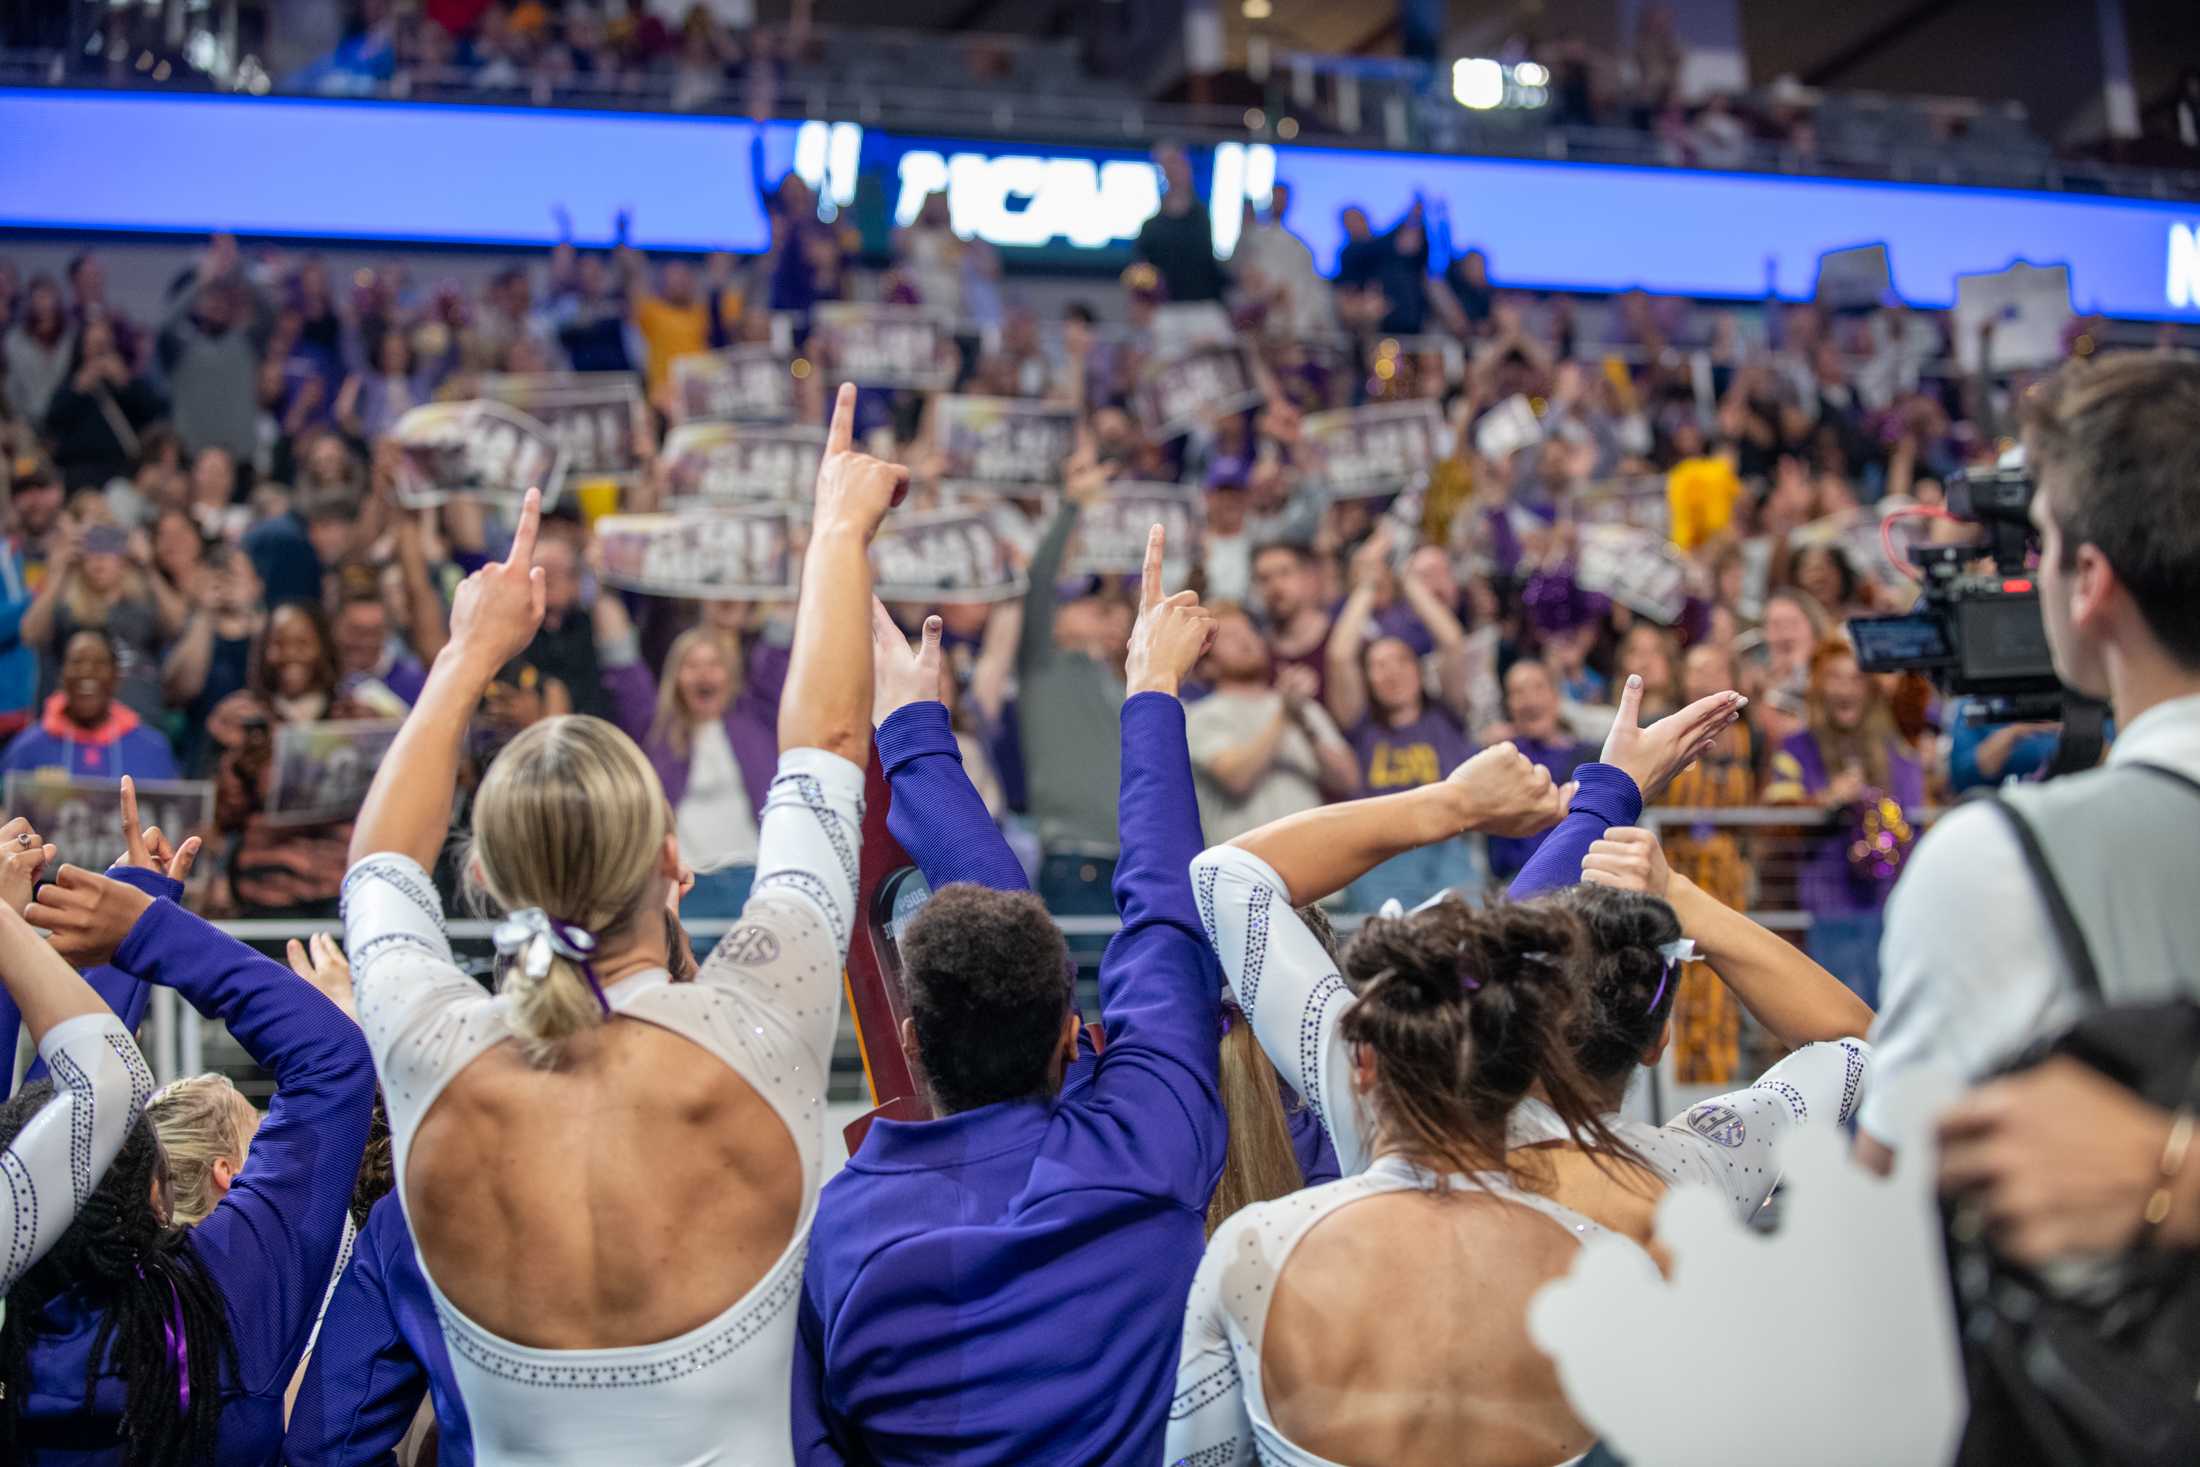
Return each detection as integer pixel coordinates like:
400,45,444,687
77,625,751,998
1547,884,1686,1082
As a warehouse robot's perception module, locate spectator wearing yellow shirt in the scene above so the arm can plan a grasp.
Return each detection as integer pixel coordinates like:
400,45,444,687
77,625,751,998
1665,421,1743,551
616,246,743,395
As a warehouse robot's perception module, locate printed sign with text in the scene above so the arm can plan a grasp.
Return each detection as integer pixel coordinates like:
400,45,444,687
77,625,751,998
1,774,213,878
662,423,826,505
478,371,648,477
390,399,566,511
934,396,1079,494
812,304,955,389
670,346,797,424
1134,341,1263,440
1301,400,1449,499
266,720,404,828
872,511,1025,603
596,508,798,600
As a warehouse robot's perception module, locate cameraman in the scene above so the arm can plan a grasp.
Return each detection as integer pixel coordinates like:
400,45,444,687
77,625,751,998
1857,354,2200,1173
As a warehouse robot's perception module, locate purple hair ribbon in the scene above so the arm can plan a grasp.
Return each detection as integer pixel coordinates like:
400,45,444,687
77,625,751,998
1647,937,1697,1014
493,908,610,1015
137,1266,191,1409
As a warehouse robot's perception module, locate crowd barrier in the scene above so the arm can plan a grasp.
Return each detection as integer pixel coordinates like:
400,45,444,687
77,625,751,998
132,805,1938,1122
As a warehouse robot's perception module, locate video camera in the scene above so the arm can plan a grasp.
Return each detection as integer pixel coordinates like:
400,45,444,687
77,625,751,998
1845,462,2065,721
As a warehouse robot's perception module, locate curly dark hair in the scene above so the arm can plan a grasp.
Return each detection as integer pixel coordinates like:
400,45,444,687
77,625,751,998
0,1088,237,1467
1338,897,1632,1185
900,883,1076,1115
1547,884,1687,1087
350,1090,395,1230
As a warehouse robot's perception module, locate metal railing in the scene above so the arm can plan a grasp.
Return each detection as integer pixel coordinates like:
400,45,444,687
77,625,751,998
140,804,1931,1108
5,47,2195,203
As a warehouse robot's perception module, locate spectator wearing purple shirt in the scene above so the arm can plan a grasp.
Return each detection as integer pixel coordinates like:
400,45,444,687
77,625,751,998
1484,657,1597,881
1325,534,1478,909
1763,639,1925,1008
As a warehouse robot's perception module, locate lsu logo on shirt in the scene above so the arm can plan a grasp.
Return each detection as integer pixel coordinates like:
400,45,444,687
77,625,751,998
1686,1102,1747,1149
1367,741,1441,791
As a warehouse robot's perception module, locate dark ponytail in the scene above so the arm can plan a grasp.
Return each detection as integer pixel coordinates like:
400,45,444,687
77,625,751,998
1338,898,1631,1186
1547,884,1687,1087
0,1085,237,1467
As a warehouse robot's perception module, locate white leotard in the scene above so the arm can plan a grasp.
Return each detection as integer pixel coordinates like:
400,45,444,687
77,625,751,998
2,1012,155,1293
1167,1154,1651,1467
1507,1036,1873,1223
341,747,863,1467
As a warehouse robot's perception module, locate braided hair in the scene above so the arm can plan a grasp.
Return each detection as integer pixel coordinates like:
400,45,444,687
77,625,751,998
1338,897,1638,1187
0,1083,237,1467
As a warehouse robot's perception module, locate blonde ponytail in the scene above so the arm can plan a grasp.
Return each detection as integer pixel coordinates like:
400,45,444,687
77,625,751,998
469,715,671,1068
1205,1012,1308,1238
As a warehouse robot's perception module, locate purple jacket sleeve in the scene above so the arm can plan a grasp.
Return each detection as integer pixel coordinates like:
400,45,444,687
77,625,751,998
282,1203,416,1467
13,866,180,1086
1064,693,1225,1206
600,659,656,743
112,899,376,1396
876,701,1027,894
1505,762,1644,900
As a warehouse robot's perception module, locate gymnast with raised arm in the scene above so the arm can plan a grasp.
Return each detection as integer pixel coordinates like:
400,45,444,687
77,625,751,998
338,382,902,1466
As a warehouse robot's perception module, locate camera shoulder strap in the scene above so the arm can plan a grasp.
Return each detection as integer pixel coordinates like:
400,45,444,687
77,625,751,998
1986,762,2200,1005
1986,795,2102,1002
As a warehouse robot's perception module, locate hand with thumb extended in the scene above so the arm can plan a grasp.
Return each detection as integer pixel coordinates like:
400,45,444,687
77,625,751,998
870,599,947,726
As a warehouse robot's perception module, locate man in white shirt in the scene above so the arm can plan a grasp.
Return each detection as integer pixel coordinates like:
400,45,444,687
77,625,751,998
1185,605,1358,845
1233,184,1334,339
1858,354,2200,1168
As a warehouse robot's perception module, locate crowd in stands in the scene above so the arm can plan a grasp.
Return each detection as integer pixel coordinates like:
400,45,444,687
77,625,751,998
0,168,2187,1052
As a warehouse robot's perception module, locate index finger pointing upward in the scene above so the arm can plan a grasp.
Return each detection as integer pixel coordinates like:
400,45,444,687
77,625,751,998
1141,524,1166,609
505,486,543,569
119,777,143,859
827,382,857,455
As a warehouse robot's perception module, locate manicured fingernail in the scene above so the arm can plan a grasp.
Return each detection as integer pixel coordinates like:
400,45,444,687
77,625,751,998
1628,675,1642,689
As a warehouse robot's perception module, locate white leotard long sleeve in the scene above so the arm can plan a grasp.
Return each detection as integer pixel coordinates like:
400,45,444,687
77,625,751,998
2,1012,155,1292
341,746,864,1467
1510,1038,1874,1221
1191,845,1368,1176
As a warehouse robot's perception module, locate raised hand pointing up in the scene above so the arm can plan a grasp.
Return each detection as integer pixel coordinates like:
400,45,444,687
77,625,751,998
448,485,550,677
1600,672,1748,802
1124,523,1214,699
812,384,909,543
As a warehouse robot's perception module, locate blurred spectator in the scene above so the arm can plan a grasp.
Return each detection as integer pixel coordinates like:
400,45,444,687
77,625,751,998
43,319,166,491
1187,605,1356,845
336,328,441,443
1234,184,1331,338
159,239,271,461
1690,95,1751,168
522,531,609,720
895,191,965,321
619,248,742,395
19,520,184,724
1663,420,1741,551
1946,701,2060,793
1135,145,1227,306
1656,640,1758,1083
0,626,178,780
1248,540,1333,697
1325,538,1475,910
0,458,68,737
4,276,77,425
1765,638,1924,1006
207,602,375,917
1483,658,1595,881
163,544,266,770
1016,467,1131,916
609,621,786,918
65,253,144,371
